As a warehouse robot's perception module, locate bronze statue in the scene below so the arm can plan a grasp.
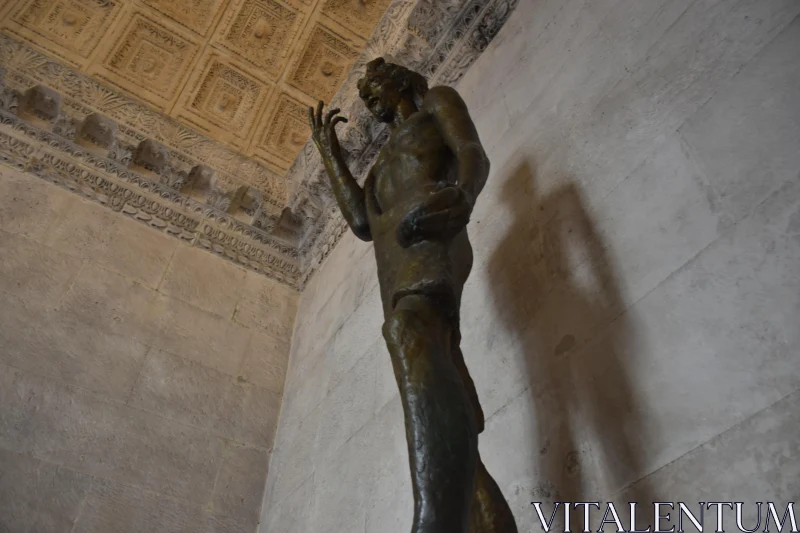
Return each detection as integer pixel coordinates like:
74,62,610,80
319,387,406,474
309,58,518,533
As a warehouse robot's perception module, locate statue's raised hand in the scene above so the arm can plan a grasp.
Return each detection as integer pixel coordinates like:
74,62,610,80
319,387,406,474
308,101,348,159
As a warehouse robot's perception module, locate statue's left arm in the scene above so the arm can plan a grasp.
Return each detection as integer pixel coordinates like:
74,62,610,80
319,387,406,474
424,86,490,206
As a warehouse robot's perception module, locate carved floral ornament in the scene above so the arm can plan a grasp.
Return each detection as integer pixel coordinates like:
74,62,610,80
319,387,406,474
0,0,518,289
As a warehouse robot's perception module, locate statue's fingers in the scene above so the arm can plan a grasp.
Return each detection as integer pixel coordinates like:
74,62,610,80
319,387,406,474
315,100,324,127
330,116,348,129
308,106,317,131
324,107,341,125
423,187,461,211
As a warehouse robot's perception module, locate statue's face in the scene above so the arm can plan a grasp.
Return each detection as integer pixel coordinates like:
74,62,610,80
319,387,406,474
359,74,406,123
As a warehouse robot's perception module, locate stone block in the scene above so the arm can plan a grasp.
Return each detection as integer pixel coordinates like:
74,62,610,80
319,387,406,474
20,84,61,122
328,283,384,392
78,112,118,150
0,166,72,241
268,407,320,503
128,349,242,433
0,364,45,454
0,229,83,307
229,383,281,448
311,399,406,533
233,270,298,342
0,291,149,400
181,164,216,200
44,195,176,288
0,449,92,533
279,345,331,434
213,442,270,529
58,263,158,343
132,139,169,174
680,15,800,224
238,330,289,393
28,372,224,503
614,390,800,507
315,350,377,461
159,244,246,318
262,473,315,533
73,479,251,533
575,178,800,496
149,294,251,376
589,133,722,308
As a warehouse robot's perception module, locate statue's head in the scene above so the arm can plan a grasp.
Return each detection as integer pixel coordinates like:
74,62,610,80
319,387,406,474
357,58,428,123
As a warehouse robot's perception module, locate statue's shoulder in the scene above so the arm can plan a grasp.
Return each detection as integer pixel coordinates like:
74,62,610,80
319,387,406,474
422,86,467,113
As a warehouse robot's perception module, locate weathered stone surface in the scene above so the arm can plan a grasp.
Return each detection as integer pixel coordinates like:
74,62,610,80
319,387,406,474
233,270,299,342
213,442,270,528
128,349,242,433
159,244,246,318
0,229,83,307
45,196,177,288
78,112,117,150
20,84,60,121
238,330,290,393
150,294,251,375
132,139,169,174
680,14,800,224
315,350,377,460
0,291,149,400
74,478,251,533
0,449,93,533
30,376,224,503
181,164,216,199
263,473,315,533
229,383,281,448
58,263,158,343
0,166,72,241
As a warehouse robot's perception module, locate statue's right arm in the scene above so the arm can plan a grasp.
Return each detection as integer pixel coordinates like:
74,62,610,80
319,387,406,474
309,102,372,242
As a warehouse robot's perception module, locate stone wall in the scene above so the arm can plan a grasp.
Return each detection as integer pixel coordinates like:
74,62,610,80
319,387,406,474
262,0,800,532
0,165,297,532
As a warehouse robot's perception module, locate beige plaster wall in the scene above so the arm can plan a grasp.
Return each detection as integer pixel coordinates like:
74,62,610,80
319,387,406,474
262,0,800,532
0,165,297,533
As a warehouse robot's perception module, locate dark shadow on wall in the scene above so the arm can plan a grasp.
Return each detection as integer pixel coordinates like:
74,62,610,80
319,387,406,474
487,158,654,528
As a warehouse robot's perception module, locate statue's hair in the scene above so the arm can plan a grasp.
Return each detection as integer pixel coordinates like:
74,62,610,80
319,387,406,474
357,57,429,108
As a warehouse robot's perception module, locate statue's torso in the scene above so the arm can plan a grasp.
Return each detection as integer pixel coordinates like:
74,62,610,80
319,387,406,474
365,109,471,318
370,110,456,221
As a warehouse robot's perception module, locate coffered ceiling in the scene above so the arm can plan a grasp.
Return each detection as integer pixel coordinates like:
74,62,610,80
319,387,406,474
1,0,391,174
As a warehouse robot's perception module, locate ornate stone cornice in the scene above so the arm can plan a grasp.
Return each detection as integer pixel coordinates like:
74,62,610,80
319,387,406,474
0,0,516,290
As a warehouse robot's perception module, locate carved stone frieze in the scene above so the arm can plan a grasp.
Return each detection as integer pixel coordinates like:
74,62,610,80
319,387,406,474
0,108,301,287
0,0,515,289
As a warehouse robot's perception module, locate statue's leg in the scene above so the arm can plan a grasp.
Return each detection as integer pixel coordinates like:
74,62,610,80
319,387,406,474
451,334,519,533
468,460,520,533
383,294,479,533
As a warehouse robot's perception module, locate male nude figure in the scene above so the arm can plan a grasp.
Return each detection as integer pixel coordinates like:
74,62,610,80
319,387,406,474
309,58,517,533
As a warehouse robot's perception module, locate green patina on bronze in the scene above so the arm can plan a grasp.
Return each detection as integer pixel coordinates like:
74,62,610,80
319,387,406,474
310,58,518,533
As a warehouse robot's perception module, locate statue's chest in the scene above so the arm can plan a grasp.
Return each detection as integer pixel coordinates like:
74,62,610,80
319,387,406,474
371,114,447,199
